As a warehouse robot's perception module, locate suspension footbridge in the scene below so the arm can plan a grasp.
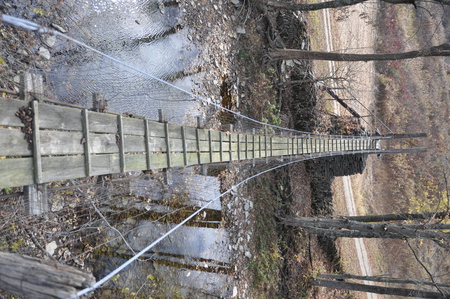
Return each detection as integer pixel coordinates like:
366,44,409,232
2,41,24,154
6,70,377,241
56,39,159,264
1,94,385,190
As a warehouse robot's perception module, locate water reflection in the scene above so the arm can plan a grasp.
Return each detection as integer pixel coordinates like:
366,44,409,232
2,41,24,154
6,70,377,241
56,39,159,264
48,0,200,123
90,171,231,298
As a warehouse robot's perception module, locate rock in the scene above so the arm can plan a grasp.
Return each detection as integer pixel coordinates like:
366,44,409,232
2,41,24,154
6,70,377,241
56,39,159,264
17,49,29,56
245,251,252,259
45,35,56,48
45,241,57,255
232,286,238,297
236,27,246,34
51,23,67,33
244,202,250,211
38,47,50,60
230,0,242,7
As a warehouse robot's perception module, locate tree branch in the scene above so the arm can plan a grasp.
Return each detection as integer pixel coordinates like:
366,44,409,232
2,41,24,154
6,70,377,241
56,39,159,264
405,238,447,297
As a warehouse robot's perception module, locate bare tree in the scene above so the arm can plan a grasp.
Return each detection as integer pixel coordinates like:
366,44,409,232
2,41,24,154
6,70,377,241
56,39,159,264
270,43,450,62
284,216,450,249
314,276,450,298
265,0,450,11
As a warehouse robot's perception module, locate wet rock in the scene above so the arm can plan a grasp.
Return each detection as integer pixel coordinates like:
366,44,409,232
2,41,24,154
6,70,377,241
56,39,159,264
38,47,50,59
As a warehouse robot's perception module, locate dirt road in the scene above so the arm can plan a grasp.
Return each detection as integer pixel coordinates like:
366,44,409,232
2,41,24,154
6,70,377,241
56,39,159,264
321,6,378,299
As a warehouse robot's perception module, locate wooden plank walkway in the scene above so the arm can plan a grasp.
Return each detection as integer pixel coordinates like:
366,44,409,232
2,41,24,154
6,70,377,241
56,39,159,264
0,98,381,189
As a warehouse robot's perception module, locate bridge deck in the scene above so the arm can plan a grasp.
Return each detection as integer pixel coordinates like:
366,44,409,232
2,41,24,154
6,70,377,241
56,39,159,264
0,97,380,189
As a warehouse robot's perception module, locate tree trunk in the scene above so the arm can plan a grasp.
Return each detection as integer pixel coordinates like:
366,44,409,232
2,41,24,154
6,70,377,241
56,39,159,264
345,212,449,222
284,216,450,240
318,273,450,289
270,43,450,62
0,252,95,299
314,279,449,298
266,0,450,11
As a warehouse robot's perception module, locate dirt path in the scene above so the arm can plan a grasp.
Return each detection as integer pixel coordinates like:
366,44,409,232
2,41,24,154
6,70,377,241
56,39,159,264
321,5,378,299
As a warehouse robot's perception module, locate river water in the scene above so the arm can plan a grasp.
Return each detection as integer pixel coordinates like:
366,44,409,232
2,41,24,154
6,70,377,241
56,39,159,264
42,0,232,297
47,0,201,124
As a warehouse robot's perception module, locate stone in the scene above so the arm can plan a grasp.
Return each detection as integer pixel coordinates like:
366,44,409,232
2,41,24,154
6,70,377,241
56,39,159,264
38,47,50,60
245,251,252,259
236,27,246,34
230,0,242,7
232,286,238,297
45,241,57,256
51,23,67,33
45,35,56,48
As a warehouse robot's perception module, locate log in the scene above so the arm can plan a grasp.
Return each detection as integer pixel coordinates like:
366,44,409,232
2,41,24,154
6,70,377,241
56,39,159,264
0,252,95,299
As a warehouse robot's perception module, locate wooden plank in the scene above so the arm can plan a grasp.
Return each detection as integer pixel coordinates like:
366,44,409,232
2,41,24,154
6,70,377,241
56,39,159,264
41,155,85,183
209,130,221,141
244,134,248,160
89,133,118,154
145,119,151,169
118,115,125,172
271,136,274,157
237,133,241,161
39,131,84,155
196,128,201,164
39,103,82,131
252,129,256,162
181,126,188,166
88,111,117,133
32,101,42,184
0,158,34,188
91,154,120,175
0,97,27,127
300,137,303,155
229,130,233,161
122,117,145,136
259,135,262,158
220,131,224,162
208,130,213,163
82,109,91,176
265,134,268,161
165,123,171,168
125,154,147,171
167,123,183,139
123,135,146,153
0,128,32,156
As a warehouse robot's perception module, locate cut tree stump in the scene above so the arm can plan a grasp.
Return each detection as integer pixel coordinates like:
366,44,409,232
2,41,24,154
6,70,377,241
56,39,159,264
0,252,95,299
